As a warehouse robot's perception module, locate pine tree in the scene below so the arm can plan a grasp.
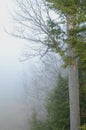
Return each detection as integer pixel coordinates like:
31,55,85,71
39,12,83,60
29,72,86,130
45,1,86,130
46,74,69,130
14,0,86,130
29,74,70,130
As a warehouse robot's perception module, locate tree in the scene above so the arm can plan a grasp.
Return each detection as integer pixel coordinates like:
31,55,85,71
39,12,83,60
44,1,86,129
79,59,86,124
29,74,69,130
13,0,86,130
29,111,48,130
46,74,70,130
29,72,86,130
22,52,61,123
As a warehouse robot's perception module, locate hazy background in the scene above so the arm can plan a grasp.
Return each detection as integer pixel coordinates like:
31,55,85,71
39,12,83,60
0,0,31,129
0,0,60,129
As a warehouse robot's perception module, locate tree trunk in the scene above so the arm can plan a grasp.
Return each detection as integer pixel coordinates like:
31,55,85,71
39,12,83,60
67,15,80,130
69,60,80,130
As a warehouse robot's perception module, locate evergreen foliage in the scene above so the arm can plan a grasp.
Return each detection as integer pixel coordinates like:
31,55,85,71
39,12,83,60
30,112,48,130
43,2,86,128
79,60,86,124
15,0,86,129
46,74,70,130
30,74,70,130
45,0,86,67
29,73,86,130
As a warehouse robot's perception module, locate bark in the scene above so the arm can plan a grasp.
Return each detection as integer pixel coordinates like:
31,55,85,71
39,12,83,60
67,15,80,130
69,59,80,130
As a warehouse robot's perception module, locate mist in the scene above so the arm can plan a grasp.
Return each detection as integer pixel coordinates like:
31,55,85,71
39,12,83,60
0,0,60,130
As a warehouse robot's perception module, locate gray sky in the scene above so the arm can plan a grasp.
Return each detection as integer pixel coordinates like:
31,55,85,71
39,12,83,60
0,0,24,101
0,0,45,106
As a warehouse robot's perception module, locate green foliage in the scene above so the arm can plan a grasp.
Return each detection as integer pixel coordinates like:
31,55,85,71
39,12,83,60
78,59,86,124
46,0,86,14
45,0,86,67
46,0,77,14
46,74,70,130
29,75,70,130
80,124,86,130
29,112,48,130
80,85,86,124
29,1,86,129
29,73,86,130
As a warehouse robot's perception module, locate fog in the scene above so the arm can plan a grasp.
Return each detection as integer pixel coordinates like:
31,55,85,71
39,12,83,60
0,12,47,130
0,30,29,130
0,30,59,129
0,0,60,129
0,0,30,129
0,30,51,130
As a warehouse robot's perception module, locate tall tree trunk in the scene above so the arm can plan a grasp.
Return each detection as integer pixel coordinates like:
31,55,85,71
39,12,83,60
69,59,80,130
67,15,80,130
